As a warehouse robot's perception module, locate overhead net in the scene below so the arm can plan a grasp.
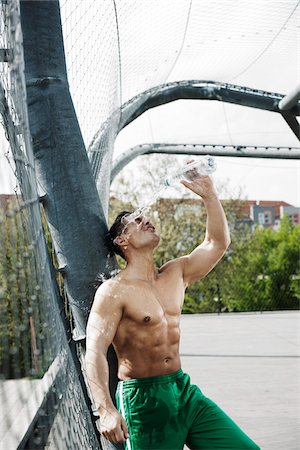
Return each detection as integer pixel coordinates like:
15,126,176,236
0,1,99,448
60,0,300,314
60,0,299,152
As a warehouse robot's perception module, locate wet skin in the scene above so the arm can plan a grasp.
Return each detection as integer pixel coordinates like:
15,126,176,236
111,258,185,380
117,216,182,378
85,175,231,444
87,216,186,380
85,217,189,443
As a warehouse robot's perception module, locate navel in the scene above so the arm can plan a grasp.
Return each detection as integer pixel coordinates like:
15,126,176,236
143,315,151,323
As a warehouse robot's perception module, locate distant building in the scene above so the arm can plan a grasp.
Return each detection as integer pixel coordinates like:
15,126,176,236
160,198,299,229
251,204,275,227
241,200,299,228
280,205,300,226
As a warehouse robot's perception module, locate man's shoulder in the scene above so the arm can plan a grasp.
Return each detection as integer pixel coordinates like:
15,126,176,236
95,277,120,295
94,275,130,299
92,278,126,313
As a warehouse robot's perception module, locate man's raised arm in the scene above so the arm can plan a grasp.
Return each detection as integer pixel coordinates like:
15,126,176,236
85,282,129,444
180,175,231,285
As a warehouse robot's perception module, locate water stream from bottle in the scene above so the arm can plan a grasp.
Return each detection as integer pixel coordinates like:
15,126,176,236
124,184,168,225
123,155,216,226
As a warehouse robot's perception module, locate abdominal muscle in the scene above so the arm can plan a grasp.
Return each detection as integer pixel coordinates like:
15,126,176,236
114,315,181,380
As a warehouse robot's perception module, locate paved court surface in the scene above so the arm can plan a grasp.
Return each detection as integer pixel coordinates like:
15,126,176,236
1,312,299,449
180,312,300,450
0,378,42,449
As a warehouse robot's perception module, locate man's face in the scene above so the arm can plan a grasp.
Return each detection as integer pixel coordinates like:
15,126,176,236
120,213,160,249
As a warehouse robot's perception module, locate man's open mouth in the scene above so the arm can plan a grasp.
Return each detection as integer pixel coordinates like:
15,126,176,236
145,226,155,232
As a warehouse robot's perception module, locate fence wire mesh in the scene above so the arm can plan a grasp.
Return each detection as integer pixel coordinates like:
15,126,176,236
0,1,99,448
60,0,299,149
0,0,299,448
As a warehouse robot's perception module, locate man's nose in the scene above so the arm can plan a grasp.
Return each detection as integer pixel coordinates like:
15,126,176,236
141,216,150,226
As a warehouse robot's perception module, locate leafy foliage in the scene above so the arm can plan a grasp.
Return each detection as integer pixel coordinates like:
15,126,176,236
0,200,54,378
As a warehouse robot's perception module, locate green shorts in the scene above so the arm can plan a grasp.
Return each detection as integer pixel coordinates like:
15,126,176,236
116,369,260,450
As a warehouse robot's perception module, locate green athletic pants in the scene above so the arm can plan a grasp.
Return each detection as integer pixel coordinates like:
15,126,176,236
116,369,260,450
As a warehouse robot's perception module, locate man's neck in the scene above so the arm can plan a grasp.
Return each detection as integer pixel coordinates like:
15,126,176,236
123,251,158,282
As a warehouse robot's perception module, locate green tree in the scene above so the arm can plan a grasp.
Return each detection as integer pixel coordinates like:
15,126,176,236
220,225,270,311
265,215,300,309
0,199,55,379
222,217,300,311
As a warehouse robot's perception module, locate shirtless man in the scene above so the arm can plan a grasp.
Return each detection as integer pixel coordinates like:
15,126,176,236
85,175,260,450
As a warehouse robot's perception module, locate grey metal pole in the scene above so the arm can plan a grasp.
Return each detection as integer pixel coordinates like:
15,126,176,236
111,143,300,182
19,5,121,449
90,81,300,190
278,85,300,111
19,0,116,339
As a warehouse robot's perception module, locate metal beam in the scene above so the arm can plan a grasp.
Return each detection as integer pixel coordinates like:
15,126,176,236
280,113,300,141
20,0,116,338
278,85,300,140
118,81,300,132
278,85,300,111
89,80,300,193
111,143,300,182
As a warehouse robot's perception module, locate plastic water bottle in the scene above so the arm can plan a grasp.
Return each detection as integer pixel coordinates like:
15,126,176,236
164,155,216,186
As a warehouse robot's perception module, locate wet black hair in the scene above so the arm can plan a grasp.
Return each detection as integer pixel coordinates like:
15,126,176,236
106,210,133,261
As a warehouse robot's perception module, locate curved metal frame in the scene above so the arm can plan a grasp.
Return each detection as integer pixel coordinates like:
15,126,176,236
89,81,300,201
119,80,300,131
111,143,300,182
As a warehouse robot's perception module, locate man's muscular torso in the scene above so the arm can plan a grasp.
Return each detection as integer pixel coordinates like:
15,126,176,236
85,177,230,444
110,261,186,380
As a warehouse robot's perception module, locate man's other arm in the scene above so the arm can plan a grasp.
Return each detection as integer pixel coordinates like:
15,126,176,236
85,281,129,444
179,176,231,285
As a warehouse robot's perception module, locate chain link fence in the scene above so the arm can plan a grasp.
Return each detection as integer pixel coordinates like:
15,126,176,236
0,0,299,448
0,1,100,448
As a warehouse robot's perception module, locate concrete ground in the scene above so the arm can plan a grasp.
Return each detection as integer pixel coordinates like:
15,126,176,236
1,312,299,449
0,378,41,449
180,312,300,450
